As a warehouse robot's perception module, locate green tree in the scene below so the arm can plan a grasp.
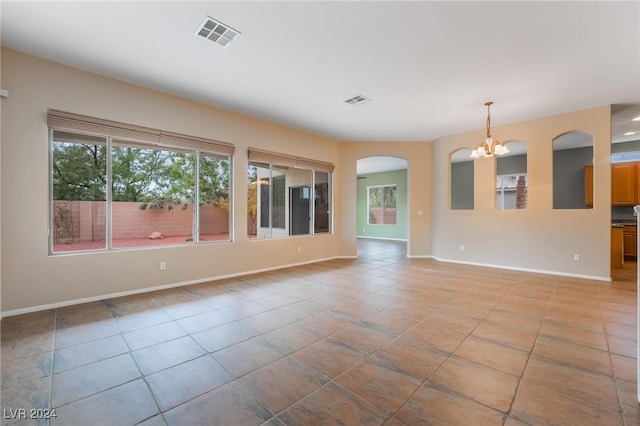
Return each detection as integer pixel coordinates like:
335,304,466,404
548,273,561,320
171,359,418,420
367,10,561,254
52,142,107,201
111,146,173,203
199,154,229,205
383,185,397,208
52,138,230,210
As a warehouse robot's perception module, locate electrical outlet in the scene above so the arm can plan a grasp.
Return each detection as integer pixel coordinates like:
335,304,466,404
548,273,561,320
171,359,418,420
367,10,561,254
159,261,167,270
297,246,301,253
460,245,465,251
573,254,580,262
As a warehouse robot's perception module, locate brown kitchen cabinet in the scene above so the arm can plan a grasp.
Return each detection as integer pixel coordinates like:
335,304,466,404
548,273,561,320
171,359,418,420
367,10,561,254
584,165,593,207
612,163,638,205
623,225,637,259
612,226,623,268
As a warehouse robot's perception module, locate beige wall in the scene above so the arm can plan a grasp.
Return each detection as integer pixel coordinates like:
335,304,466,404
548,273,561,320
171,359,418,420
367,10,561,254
0,47,614,314
1,48,341,313
433,106,612,280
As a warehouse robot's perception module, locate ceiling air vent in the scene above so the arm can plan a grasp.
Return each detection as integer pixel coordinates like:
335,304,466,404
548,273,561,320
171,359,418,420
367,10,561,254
344,94,371,106
195,16,240,47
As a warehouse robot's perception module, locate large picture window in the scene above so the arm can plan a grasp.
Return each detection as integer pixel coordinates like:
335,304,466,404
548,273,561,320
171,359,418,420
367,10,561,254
247,148,333,239
368,185,397,225
49,110,233,253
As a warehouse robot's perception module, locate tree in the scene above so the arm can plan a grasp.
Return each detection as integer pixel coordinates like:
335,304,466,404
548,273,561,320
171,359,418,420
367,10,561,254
52,142,107,201
52,139,230,210
111,146,173,203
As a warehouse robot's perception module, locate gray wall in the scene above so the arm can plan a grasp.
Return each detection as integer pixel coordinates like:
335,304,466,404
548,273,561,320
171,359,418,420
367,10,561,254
451,161,474,210
553,146,593,209
497,154,527,175
451,155,527,210
612,140,640,153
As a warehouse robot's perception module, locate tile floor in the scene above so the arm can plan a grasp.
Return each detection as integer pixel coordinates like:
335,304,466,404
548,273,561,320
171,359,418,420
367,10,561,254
1,239,638,425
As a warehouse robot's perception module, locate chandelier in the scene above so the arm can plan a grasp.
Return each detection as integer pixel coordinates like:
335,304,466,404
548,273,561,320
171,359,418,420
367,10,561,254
470,101,509,159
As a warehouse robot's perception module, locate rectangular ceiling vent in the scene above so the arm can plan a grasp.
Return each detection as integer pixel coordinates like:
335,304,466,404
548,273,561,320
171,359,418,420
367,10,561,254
195,16,240,47
345,94,371,106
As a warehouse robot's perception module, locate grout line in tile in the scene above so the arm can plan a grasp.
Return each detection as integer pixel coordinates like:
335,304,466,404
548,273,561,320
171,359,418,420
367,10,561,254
3,247,637,426
502,283,553,421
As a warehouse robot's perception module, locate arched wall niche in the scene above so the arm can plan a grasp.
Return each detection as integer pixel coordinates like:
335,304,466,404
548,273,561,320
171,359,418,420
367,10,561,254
450,148,474,210
496,140,528,210
552,130,594,209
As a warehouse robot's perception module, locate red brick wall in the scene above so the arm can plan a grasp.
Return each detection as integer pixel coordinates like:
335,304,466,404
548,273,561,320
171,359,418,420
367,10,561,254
369,207,397,225
53,201,229,242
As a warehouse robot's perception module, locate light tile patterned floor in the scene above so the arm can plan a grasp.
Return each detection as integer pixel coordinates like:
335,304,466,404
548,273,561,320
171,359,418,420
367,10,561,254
1,239,638,425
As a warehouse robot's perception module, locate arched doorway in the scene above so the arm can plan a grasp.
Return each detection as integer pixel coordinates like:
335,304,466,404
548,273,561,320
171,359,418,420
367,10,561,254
356,156,409,259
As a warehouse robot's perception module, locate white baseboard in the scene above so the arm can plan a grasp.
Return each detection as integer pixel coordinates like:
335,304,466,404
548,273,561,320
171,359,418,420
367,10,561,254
356,236,407,242
0,256,340,318
2,254,611,318
433,256,612,282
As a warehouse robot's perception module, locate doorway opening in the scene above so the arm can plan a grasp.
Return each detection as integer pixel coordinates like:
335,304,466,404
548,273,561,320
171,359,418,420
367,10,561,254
356,156,408,258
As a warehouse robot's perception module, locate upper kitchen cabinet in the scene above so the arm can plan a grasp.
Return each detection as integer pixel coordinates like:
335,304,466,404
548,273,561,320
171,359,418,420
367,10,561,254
611,162,637,205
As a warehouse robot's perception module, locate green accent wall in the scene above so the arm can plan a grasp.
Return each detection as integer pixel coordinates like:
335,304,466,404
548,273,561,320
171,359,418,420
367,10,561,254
357,169,408,240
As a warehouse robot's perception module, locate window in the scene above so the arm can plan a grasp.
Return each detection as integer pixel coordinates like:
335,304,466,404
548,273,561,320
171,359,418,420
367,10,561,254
496,174,527,210
495,141,527,210
247,148,333,239
198,153,232,242
51,132,107,250
48,110,233,253
248,162,285,238
368,185,397,225
258,173,286,229
314,171,330,234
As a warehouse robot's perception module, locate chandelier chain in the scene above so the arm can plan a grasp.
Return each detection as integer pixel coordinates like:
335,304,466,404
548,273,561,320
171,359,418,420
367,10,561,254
470,100,508,159
485,101,493,139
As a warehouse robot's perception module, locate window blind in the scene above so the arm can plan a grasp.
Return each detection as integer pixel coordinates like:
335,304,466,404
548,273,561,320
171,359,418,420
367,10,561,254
47,109,234,156
248,148,334,173
159,131,234,156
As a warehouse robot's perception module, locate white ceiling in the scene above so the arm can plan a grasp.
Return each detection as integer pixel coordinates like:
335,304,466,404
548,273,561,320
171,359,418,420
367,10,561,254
2,1,639,147
357,156,408,175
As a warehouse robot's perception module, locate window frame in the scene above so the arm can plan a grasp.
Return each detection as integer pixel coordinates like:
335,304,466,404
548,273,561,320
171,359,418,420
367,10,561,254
367,184,397,225
247,148,333,239
48,111,234,255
